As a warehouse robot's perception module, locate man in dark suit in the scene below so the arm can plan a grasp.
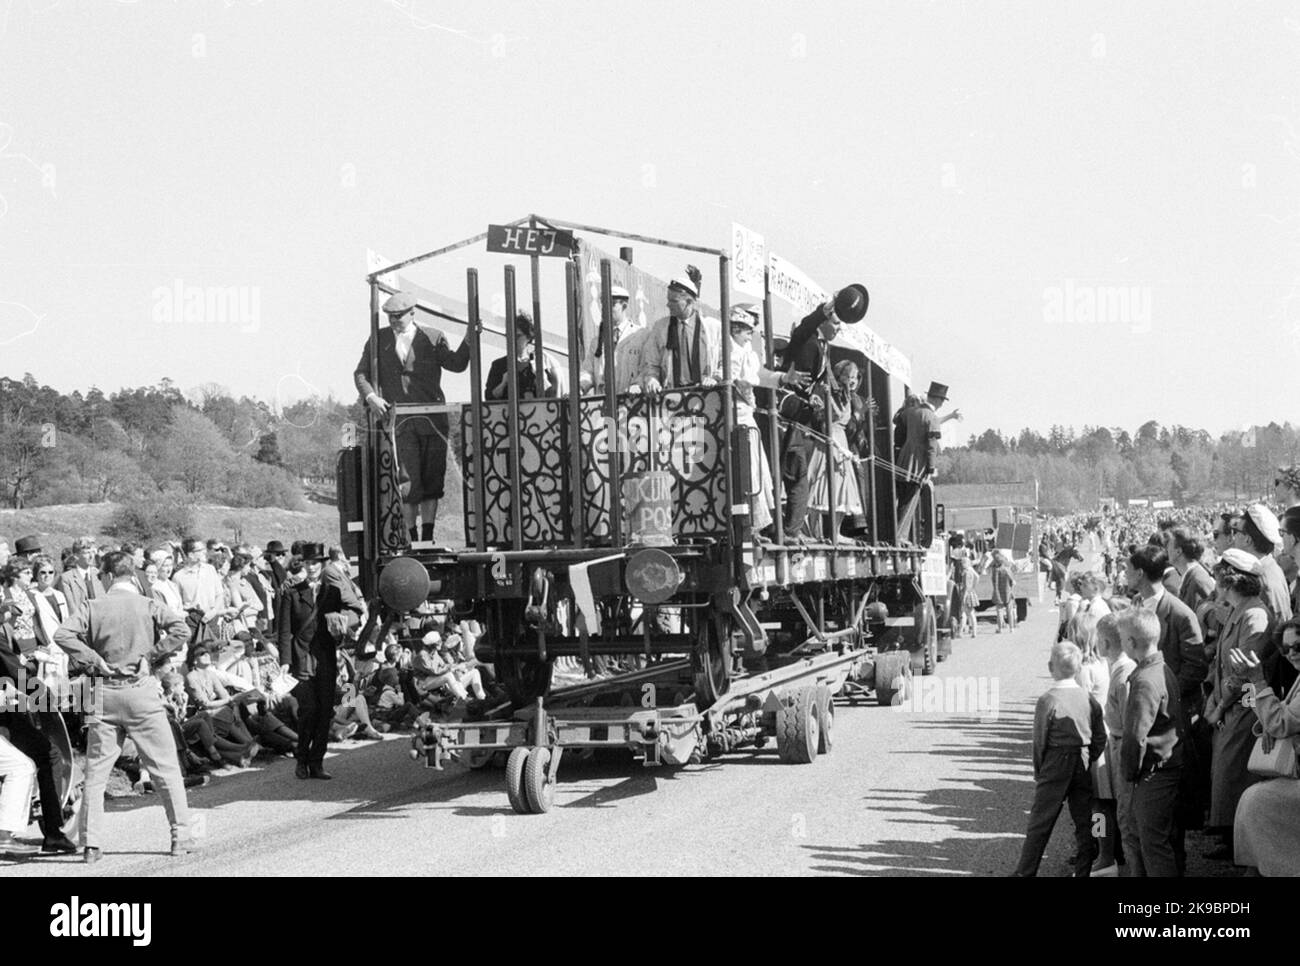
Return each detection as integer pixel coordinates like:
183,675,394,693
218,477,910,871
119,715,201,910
355,290,472,544
264,541,288,595
277,543,365,779
1167,527,1214,615
56,537,101,625
1125,545,1206,716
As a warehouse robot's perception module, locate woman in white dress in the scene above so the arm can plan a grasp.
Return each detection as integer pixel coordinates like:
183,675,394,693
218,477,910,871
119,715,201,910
806,360,864,528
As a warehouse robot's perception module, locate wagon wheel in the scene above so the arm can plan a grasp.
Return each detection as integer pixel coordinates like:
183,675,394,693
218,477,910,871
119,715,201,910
523,747,556,814
505,747,531,814
914,599,938,676
691,611,733,708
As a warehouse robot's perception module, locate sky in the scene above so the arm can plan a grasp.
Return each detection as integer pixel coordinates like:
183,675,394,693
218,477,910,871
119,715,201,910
1,0,1298,444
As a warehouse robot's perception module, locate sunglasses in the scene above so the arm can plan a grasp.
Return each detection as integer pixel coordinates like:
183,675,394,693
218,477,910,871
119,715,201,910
37,569,55,575
1282,637,1300,654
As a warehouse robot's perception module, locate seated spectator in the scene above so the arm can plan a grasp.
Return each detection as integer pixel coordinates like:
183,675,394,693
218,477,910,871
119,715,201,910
410,631,486,712
331,660,384,741
1232,619,1300,875
184,644,261,764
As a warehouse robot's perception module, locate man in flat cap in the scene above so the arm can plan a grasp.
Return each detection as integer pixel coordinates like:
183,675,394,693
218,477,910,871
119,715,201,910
638,271,722,393
355,290,473,544
579,283,648,396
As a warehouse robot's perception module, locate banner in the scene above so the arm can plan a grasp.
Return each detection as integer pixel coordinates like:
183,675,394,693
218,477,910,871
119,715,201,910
767,251,913,386
730,223,766,298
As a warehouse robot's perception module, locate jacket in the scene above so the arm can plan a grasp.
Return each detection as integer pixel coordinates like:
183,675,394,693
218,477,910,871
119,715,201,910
276,568,365,680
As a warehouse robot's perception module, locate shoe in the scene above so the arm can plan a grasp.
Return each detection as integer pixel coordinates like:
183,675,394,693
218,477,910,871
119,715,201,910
208,751,224,767
170,831,204,856
308,764,333,780
357,727,383,741
183,774,210,789
41,834,78,855
295,761,310,780
421,523,434,542
83,847,102,865
1091,861,1119,877
0,832,38,860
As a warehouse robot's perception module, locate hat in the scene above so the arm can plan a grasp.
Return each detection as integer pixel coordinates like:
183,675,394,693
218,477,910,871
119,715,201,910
1218,548,1261,576
729,303,759,327
1246,504,1282,547
926,381,949,402
610,284,630,301
382,291,417,315
14,535,41,555
265,540,286,555
300,542,326,562
421,631,442,648
831,284,869,324
668,277,699,298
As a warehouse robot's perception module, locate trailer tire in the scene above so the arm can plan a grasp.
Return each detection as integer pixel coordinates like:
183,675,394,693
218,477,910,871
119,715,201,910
814,684,834,755
874,651,911,707
505,747,531,814
523,747,555,814
776,685,820,764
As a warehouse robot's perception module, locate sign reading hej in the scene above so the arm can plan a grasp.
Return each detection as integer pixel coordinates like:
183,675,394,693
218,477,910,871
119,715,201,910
486,224,576,258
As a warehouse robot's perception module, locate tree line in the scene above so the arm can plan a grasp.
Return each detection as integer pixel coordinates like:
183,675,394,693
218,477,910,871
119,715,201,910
0,373,362,511
938,421,1300,512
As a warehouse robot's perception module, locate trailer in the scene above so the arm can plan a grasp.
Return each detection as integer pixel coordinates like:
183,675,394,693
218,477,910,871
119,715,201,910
339,214,946,813
934,481,1041,622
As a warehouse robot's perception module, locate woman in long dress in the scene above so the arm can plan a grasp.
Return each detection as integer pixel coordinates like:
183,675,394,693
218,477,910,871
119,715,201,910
806,360,864,528
1231,618,1300,875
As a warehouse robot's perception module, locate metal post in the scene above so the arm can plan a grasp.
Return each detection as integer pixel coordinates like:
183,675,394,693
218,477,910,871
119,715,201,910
764,269,784,563
504,267,524,551
564,261,585,548
825,373,836,548
467,269,488,583
719,258,737,559
530,251,545,394
600,259,621,547
366,280,380,563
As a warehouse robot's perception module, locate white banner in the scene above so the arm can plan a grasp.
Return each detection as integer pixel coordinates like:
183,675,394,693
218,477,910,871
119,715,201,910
367,249,403,291
730,223,767,299
834,321,913,386
767,251,828,316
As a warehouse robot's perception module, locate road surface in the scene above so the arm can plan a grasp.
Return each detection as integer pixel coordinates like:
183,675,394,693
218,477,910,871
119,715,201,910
0,592,1226,877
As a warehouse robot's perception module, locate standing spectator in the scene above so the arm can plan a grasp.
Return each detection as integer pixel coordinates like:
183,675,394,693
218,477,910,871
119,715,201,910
1013,641,1104,877
150,548,184,614
1167,528,1214,614
1235,504,1291,624
1201,549,1272,861
222,551,263,638
988,549,1017,633
56,536,101,624
54,551,200,862
277,543,365,780
29,554,69,642
1118,608,1187,878
264,541,288,596
1231,619,1300,875
1125,546,1206,716
1096,612,1138,876
173,537,232,647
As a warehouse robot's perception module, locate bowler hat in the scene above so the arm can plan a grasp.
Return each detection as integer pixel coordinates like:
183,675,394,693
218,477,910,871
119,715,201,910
14,535,41,555
831,284,869,324
265,540,286,555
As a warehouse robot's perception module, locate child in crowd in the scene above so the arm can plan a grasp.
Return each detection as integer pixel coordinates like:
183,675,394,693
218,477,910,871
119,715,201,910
1014,641,1106,877
988,549,1017,633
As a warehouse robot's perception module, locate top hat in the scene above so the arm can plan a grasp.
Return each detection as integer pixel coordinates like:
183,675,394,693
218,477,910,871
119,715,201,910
299,542,326,562
14,535,42,556
832,284,869,324
926,381,949,402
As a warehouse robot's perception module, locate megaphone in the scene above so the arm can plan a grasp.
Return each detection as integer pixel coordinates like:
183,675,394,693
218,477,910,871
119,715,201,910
832,284,869,324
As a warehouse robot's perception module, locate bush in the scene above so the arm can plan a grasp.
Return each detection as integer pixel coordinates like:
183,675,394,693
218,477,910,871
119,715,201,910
105,496,196,545
223,459,305,510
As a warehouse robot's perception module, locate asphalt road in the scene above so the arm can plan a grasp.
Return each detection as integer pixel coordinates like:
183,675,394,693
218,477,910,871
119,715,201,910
0,593,1228,877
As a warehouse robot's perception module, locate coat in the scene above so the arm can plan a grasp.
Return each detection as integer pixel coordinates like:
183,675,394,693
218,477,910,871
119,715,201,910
1150,591,1207,710
276,568,365,681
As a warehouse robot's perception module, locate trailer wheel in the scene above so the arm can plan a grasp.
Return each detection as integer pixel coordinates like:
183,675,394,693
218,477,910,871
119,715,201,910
776,685,820,764
692,613,733,708
1016,598,1029,623
497,651,554,708
874,651,911,707
814,684,834,755
523,747,556,814
505,747,531,814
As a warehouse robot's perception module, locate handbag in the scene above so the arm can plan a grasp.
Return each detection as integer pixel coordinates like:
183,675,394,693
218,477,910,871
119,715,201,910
1247,720,1299,778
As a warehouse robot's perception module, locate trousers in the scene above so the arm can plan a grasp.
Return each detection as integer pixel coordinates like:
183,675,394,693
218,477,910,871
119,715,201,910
293,662,336,766
1014,746,1096,877
2,711,65,836
781,424,817,538
0,734,35,834
1132,763,1185,877
82,681,190,850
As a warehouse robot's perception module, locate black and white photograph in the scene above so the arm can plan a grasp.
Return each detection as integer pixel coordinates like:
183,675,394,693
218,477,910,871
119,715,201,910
0,0,1294,936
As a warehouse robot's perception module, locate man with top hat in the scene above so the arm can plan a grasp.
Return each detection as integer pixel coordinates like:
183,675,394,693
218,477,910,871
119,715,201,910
777,286,869,539
896,380,962,536
638,268,722,393
276,542,364,780
579,283,648,396
355,290,473,544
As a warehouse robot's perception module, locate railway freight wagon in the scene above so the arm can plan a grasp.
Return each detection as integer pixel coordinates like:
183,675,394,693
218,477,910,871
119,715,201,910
337,214,947,812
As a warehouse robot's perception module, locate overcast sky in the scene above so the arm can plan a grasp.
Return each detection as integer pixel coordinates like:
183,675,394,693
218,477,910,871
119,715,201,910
1,0,1297,441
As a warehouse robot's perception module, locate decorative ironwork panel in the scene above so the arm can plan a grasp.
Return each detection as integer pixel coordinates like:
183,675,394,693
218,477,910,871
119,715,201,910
462,400,569,547
376,420,410,555
578,399,612,543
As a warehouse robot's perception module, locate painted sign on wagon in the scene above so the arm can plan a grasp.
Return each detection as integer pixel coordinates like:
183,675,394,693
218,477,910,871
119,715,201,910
623,470,675,546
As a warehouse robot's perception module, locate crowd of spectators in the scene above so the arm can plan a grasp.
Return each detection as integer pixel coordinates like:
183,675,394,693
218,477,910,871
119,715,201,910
0,533,500,805
1017,467,1300,876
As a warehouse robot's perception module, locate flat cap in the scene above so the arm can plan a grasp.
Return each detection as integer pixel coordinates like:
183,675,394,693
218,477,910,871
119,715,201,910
611,284,630,300
382,291,417,314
